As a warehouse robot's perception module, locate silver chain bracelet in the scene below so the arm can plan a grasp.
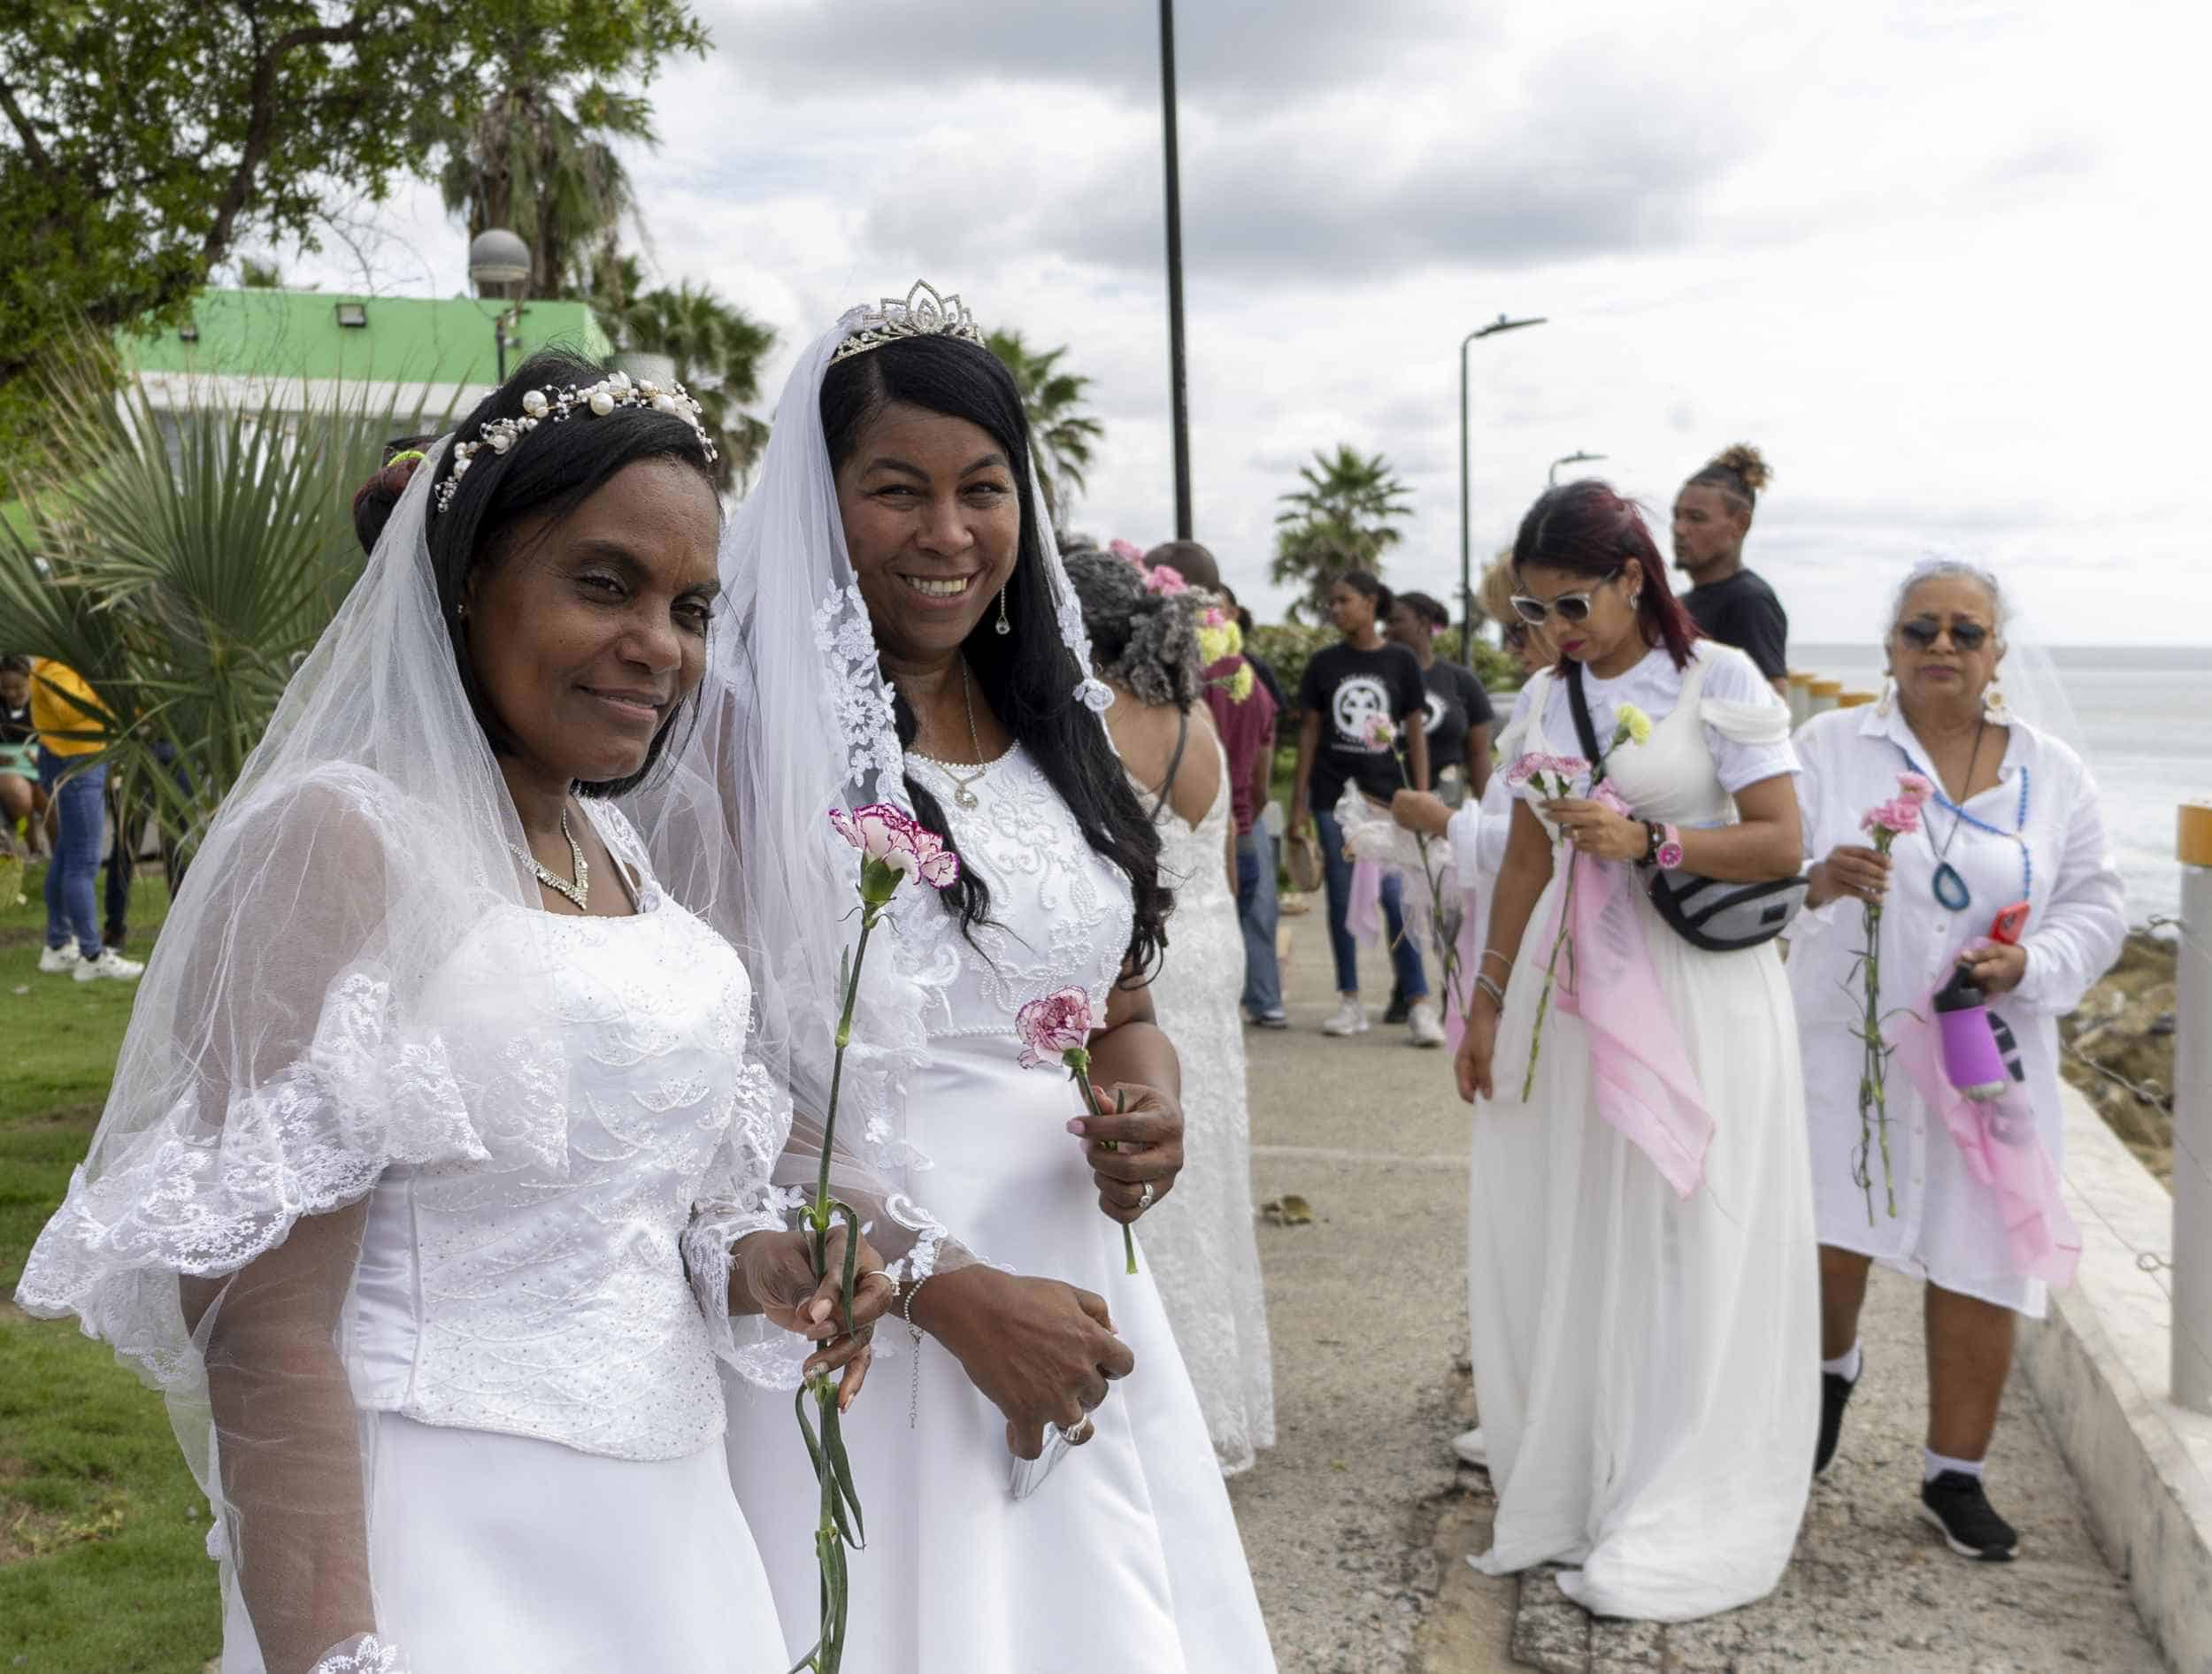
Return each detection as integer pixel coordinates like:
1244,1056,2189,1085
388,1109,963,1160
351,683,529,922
900,1272,932,1431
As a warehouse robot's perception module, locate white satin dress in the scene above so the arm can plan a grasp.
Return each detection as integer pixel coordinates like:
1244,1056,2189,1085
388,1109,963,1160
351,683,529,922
723,744,1279,1673
1133,728,1277,1476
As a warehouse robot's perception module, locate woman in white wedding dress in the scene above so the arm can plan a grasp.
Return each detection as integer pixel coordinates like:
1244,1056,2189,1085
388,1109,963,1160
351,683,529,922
646,285,1277,1672
1062,543,1278,1477
15,357,886,1674
1452,482,1817,1622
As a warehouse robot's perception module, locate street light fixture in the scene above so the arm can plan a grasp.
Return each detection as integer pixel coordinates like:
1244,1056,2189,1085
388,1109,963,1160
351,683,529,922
468,227,532,383
1549,449,1606,485
1459,312,1546,662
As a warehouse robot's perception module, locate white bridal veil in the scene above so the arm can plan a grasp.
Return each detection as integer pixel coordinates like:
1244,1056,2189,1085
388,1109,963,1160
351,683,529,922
632,288,1112,1314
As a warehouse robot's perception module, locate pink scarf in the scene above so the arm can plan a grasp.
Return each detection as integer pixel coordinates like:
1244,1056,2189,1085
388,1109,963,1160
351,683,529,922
1527,855,1713,1199
1892,1002,2081,1289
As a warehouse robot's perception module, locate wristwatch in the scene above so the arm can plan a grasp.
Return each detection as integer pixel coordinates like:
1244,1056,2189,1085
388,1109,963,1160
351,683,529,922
1642,820,1684,870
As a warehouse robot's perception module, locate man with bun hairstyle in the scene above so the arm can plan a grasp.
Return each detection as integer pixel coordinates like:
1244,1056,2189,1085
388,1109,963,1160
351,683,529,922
1672,443,1789,695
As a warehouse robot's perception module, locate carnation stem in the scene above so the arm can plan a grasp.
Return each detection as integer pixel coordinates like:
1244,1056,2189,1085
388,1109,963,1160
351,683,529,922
1070,1057,1139,1275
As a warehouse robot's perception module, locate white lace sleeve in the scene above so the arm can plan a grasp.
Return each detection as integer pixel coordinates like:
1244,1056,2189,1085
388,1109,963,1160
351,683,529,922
683,1055,810,1389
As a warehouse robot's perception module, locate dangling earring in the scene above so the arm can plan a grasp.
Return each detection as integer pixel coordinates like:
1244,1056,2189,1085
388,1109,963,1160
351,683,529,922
1984,677,2009,723
1876,673,1895,718
995,583,1011,636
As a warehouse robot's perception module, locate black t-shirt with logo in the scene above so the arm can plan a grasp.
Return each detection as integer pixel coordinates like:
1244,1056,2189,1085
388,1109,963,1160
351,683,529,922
1299,641,1429,810
0,701,30,746
1418,659,1495,782
1683,567,1789,682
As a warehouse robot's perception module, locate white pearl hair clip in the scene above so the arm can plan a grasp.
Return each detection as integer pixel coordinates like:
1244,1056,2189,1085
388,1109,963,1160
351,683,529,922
433,370,718,514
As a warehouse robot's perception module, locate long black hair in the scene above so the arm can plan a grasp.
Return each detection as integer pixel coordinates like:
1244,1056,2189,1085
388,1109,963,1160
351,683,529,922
820,334,1170,981
350,349,720,799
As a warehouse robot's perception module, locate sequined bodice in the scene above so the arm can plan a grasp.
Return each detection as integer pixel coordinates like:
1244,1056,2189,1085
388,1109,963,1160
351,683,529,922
901,744,1136,1042
349,894,787,1461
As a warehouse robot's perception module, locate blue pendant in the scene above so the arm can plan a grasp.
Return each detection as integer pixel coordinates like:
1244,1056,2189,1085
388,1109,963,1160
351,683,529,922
1932,860,1971,911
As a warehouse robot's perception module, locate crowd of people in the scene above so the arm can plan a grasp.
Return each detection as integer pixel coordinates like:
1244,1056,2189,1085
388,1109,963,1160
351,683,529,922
7,278,2129,1671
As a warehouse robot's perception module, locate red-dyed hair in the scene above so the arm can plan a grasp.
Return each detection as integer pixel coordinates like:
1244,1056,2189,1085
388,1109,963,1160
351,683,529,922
1512,480,1701,671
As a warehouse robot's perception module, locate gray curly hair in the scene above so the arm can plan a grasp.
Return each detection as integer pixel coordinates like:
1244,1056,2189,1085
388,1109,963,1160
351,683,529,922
1060,546,1209,711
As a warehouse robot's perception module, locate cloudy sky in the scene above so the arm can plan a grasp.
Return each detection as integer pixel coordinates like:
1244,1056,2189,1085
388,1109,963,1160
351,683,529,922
291,0,2207,646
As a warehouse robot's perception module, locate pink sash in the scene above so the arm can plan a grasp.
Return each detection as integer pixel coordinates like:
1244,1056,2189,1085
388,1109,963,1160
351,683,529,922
1892,1002,2080,1289
1348,858,1386,947
1528,855,1713,1199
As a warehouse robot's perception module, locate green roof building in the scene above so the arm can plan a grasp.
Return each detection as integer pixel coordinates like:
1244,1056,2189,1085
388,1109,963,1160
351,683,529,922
121,288,618,418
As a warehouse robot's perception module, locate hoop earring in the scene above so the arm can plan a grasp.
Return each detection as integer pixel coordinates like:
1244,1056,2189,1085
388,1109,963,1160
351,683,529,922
995,584,1011,636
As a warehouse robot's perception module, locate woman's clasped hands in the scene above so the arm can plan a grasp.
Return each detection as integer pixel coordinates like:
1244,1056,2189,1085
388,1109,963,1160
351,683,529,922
731,1224,898,1410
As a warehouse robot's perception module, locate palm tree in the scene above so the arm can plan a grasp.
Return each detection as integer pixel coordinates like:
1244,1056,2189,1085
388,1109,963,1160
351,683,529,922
986,330,1103,532
1270,444,1415,622
613,281,776,494
438,79,652,300
0,355,438,856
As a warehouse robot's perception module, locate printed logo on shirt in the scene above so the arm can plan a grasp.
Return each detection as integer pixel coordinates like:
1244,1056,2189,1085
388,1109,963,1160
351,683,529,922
1423,690,1448,735
1332,675,1392,749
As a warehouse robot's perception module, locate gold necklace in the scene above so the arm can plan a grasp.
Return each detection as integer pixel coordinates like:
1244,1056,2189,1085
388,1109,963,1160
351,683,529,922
941,660,990,810
511,809,590,911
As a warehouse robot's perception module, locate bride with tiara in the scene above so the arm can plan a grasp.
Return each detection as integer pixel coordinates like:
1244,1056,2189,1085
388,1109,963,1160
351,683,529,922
14,354,888,1672
637,282,1278,1671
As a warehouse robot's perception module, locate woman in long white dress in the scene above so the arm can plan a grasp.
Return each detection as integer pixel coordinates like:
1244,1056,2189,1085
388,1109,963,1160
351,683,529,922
14,357,885,1673
1452,481,1817,1622
645,286,1277,1672
1790,559,2124,1558
1062,542,1278,1476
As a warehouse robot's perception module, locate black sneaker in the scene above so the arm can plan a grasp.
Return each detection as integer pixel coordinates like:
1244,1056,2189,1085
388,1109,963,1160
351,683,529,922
1919,1471,2018,1561
1814,1367,1857,1476
1382,984,1410,1025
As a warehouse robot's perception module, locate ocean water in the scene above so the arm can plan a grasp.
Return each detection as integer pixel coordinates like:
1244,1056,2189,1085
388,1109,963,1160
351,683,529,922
1792,644,2208,927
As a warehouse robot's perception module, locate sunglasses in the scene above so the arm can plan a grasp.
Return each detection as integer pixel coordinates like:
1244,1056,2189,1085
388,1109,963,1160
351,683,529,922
1897,618,1991,652
1509,566,1623,626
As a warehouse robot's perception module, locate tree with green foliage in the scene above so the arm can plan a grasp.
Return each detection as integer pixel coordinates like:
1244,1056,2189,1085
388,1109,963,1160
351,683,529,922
613,280,775,493
986,328,1102,532
1269,443,1414,623
0,0,708,475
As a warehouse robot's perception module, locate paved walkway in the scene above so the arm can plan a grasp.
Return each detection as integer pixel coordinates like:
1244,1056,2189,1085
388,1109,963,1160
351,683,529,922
1229,899,2166,1673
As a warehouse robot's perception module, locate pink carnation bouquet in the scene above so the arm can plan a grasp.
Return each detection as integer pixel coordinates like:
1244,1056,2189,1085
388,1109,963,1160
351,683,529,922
800,802,959,1670
1849,771,1932,1219
1016,987,1139,1275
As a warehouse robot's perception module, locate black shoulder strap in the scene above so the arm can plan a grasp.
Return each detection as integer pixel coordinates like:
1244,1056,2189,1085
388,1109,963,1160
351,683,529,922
1151,708,1192,822
1563,660,1604,764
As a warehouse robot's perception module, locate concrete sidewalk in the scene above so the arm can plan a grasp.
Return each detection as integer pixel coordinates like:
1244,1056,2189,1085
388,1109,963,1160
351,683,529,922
1229,901,2165,1673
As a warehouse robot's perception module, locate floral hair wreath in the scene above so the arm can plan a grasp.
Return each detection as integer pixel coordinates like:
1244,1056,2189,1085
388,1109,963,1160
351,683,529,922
432,370,718,515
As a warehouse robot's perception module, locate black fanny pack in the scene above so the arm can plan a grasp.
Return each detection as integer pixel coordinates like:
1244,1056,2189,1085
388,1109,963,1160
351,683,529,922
1563,661,1804,953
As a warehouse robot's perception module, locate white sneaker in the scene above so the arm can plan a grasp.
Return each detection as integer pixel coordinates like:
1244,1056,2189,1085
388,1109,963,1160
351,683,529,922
38,939,81,974
1320,996,1369,1037
1452,1427,1489,1468
1409,999,1447,1048
73,948,145,984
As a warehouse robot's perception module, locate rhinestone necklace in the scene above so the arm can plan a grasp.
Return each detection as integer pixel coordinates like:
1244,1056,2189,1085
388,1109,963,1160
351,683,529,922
940,660,991,810
511,809,590,911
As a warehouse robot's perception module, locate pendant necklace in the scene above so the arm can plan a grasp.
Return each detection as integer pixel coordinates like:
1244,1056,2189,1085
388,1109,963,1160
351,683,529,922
1899,726,2033,911
942,659,990,810
511,808,589,911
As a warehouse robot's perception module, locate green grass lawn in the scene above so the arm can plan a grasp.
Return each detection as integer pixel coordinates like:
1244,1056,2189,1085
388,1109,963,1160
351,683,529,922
1,865,221,1673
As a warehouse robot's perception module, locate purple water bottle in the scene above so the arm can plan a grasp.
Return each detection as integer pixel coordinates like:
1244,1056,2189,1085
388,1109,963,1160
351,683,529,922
1933,965,2011,1103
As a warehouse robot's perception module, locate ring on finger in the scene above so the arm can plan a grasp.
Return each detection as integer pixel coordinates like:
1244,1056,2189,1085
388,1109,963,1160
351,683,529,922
1137,1182,1156,1213
1062,1417,1096,1447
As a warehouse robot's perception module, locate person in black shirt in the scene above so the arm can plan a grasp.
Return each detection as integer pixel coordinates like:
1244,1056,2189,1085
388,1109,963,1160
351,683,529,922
1290,572,1444,1047
1,655,43,859
1385,590,1494,806
1672,444,1789,695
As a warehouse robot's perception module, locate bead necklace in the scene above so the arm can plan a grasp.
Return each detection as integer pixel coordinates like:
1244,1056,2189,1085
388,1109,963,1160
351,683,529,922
1896,743,2032,910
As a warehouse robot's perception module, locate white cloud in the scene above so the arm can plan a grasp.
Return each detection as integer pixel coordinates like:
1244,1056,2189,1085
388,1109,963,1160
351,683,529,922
288,0,2212,645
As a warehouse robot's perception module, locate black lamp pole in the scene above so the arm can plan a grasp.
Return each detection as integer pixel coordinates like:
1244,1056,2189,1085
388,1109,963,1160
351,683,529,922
1457,312,1546,662
1159,0,1193,540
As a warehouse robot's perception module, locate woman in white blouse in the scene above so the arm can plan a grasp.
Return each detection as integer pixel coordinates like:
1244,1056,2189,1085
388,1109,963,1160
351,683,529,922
1423,482,1817,1623
1790,559,2124,1562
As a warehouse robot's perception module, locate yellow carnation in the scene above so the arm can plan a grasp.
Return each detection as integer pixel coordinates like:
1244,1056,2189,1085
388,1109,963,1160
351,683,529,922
1229,663,1256,703
1196,624,1233,664
1614,703,1653,747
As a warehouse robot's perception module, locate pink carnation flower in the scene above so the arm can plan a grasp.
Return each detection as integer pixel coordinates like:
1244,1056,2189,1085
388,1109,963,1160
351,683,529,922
1142,564,1189,597
1895,771,1935,806
829,802,961,888
1016,987,1096,1069
1860,797,1923,839
1109,539,1146,565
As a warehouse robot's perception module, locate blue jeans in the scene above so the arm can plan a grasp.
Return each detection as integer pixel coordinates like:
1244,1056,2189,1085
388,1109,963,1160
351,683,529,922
1236,829,1283,1017
1312,805,1427,1001
39,747,104,959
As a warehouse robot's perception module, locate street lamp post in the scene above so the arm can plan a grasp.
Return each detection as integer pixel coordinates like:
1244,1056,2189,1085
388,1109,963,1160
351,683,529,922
1158,0,1193,540
1549,449,1607,485
467,228,533,383
1459,313,1546,663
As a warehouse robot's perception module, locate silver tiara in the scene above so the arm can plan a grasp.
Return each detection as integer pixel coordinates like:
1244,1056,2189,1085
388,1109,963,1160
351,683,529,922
434,371,718,514
830,280,985,364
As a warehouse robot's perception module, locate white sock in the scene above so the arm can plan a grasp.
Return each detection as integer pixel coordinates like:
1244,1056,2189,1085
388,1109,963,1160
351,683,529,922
1924,1448,1984,1483
1822,1343,1863,1383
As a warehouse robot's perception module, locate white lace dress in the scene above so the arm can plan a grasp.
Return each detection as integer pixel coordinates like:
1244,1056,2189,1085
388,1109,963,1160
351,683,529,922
1471,644,1818,1622
1133,729,1277,1475
723,744,1278,1673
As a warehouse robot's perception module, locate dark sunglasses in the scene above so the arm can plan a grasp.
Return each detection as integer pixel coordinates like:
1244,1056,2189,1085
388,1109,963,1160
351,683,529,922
1509,566,1623,626
1897,617,1990,652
